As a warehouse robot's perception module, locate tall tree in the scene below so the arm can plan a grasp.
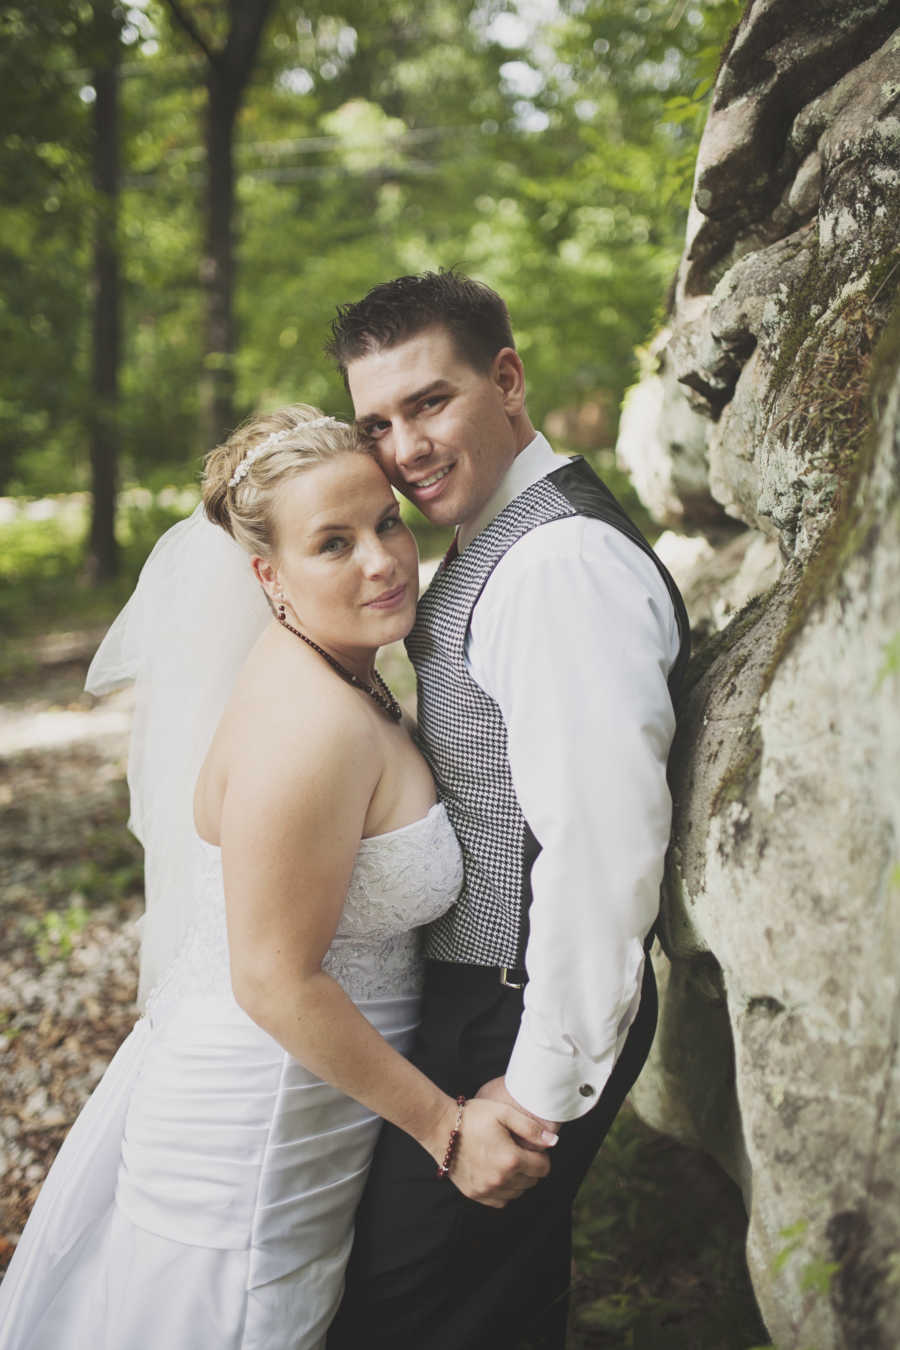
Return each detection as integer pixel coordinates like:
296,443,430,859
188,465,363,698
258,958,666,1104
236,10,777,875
86,0,123,582
0,0,91,496
162,0,276,445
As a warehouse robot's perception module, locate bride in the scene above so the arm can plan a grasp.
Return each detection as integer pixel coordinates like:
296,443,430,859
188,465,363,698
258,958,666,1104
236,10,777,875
0,406,553,1350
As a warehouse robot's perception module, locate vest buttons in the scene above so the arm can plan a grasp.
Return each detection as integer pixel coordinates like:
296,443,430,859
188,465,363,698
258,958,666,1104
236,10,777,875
578,1083,595,1097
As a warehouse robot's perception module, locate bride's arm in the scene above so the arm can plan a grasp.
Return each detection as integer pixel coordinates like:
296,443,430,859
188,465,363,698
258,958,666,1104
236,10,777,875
219,682,555,1208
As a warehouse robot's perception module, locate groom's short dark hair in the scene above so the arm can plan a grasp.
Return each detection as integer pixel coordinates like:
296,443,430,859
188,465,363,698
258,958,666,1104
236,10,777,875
326,269,515,382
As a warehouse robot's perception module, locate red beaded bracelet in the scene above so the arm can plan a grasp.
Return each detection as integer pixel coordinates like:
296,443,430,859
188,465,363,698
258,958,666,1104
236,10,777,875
436,1095,466,1179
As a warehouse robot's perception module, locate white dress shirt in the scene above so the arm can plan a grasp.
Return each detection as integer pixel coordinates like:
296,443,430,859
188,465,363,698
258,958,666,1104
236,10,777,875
460,433,681,1122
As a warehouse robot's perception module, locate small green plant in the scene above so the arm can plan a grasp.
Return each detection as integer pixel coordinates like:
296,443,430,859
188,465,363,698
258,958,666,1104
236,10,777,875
876,632,900,688
772,1220,808,1274
22,903,89,964
769,1217,844,1348
59,855,144,908
568,1108,768,1348
800,1258,840,1296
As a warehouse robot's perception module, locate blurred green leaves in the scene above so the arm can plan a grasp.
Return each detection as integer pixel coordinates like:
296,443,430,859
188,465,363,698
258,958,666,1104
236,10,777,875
1,0,742,502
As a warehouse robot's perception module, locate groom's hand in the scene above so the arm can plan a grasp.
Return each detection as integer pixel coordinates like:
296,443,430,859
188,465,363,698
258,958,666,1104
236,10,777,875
475,1077,561,1147
440,1095,557,1208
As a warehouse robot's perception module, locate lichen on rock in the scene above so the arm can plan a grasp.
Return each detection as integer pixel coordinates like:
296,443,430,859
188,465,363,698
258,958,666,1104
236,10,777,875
619,4,900,1347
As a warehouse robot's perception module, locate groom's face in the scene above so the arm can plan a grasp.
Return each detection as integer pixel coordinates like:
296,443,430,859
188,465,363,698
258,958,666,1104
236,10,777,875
347,326,521,529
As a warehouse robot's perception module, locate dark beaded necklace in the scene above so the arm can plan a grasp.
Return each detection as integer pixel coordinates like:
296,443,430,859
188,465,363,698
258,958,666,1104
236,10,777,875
276,606,402,723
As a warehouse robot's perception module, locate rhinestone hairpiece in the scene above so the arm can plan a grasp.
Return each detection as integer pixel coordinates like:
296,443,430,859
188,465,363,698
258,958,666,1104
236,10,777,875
227,416,340,487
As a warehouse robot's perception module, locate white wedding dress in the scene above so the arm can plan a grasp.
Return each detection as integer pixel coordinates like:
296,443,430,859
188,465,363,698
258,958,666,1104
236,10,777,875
0,803,462,1350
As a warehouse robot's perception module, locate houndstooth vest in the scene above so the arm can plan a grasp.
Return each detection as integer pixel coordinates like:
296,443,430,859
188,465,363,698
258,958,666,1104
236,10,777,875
405,456,690,970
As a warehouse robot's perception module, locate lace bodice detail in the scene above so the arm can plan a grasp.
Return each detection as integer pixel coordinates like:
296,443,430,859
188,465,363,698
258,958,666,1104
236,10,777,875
145,803,462,1017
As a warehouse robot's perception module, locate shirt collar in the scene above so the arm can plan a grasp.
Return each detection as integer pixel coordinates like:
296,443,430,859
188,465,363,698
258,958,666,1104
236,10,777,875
458,432,571,552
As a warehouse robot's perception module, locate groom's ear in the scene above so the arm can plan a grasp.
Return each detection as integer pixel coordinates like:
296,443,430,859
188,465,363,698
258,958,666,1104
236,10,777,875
492,347,526,416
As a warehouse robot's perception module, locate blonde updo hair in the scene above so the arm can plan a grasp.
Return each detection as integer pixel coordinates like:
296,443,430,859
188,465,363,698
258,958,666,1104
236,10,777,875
202,403,365,559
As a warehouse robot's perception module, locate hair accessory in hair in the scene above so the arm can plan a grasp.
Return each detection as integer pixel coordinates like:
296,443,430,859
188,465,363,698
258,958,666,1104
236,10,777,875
227,416,340,487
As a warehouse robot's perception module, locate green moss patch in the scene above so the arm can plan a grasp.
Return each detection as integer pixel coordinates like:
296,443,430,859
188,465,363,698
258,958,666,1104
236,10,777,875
761,287,900,687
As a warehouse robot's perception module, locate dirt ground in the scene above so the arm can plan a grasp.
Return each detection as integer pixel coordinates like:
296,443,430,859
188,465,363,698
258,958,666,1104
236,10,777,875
0,636,143,1270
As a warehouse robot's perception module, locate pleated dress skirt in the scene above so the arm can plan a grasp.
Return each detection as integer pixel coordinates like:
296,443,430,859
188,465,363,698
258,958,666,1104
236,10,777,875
0,989,419,1350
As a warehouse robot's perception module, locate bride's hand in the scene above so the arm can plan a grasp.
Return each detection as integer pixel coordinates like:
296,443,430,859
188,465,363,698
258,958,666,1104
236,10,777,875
426,1097,558,1209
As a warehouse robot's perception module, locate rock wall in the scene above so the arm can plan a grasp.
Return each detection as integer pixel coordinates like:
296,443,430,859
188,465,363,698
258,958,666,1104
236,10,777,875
616,3,900,1347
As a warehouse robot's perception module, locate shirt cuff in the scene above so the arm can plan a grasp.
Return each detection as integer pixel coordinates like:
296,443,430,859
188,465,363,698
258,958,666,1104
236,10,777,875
504,961,646,1122
504,1030,616,1122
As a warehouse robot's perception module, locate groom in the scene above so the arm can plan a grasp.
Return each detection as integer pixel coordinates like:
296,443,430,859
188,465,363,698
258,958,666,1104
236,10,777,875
325,270,689,1349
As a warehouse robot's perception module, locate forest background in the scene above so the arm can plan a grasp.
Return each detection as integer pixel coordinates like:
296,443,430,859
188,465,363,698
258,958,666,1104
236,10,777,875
1,2,776,1346
1,0,743,600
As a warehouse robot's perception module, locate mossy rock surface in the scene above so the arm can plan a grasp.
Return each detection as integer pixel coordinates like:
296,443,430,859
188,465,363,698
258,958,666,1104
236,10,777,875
618,7,900,1348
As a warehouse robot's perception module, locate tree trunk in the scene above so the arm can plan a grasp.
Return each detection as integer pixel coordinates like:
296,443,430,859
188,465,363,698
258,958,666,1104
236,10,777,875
87,15,121,583
204,70,239,448
164,0,275,449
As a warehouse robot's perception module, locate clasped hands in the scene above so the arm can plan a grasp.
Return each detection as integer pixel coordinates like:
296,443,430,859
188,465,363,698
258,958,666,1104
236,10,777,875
443,1076,561,1210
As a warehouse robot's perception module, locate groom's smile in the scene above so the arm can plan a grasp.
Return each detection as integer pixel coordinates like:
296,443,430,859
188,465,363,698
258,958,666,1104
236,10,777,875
347,326,528,530
401,459,456,513
412,464,453,492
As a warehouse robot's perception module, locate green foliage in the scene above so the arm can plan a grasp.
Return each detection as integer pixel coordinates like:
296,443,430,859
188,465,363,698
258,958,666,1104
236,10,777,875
12,802,144,968
767,1217,845,1347
0,1010,22,1043
398,496,454,561
0,509,85,583
59,850,145,909
0,1,98,495
772,1220,808,1274
876,632,900,687
800,1259,840,1296
568,1107,768,1349
0,508,87,637
662,0,745,199
1,0,739,519
23,903,89,964
0,495,190,645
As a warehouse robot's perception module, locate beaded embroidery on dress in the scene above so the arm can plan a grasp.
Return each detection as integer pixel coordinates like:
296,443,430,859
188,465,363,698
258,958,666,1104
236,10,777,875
0,804,462,1350
146,800,459,1017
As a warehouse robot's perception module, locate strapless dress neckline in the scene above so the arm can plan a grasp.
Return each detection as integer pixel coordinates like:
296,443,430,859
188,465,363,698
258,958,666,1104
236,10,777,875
195,800,446,853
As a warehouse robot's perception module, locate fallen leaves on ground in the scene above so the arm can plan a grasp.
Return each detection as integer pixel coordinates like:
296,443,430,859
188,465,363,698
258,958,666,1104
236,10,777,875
0,650,142,1270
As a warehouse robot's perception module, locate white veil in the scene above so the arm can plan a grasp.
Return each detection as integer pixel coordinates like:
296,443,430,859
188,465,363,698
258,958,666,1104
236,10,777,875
86,505,271,1004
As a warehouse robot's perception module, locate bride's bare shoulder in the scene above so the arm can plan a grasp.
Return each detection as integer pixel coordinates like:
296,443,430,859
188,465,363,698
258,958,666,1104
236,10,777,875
224,626,379,762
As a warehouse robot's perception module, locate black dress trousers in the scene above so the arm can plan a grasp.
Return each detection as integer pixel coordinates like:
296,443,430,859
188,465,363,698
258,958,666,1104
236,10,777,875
327,956,658,1350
